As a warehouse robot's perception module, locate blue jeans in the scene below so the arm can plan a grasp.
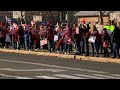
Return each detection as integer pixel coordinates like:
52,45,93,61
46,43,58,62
11,35,15,49
64,43,70,53
18,37,24,50
76,41,80,54
48,40,55,52
24,39,29,49
84,37,89,55
91,42,95,56
112,43,119,57
80,40,85,54
94,42,100,56
60,43,64,53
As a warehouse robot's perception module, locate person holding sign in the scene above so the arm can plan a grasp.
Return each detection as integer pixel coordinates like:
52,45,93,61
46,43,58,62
88,25,100,57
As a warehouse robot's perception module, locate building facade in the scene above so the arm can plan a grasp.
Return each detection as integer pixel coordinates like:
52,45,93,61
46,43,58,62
0,11,77,25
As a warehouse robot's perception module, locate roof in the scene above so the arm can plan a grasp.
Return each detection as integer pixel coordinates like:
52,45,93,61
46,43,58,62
74,11,110,17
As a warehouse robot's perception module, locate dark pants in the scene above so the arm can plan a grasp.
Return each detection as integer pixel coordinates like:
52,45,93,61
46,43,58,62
100,44,103,53
35,43,40,49
5,42,10,48
91,42,95,56
48,40,55,52
84,37,89,55
94,42,100,56
64,43,71,53
112,43,119,57
76,41,80,54
60,43,64,53
0,38,2,47
2,37,5,47
99,35,103,53
29,40,34,50
103,48,109,57
18,37,24,50
80,40,85,54
109,37,113,53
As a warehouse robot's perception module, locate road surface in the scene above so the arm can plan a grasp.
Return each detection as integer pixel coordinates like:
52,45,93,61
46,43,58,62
0,52,120,79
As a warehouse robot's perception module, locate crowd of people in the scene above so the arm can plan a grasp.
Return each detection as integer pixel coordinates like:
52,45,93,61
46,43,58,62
0,20,120,58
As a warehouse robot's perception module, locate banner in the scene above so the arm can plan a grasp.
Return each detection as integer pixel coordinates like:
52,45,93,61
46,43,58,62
104,25,115,33
40,38,48,46
54,35,59,42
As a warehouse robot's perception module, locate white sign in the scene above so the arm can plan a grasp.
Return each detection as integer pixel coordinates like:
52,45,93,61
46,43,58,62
54,35,59,42
33,15,42,21
88,36,96,43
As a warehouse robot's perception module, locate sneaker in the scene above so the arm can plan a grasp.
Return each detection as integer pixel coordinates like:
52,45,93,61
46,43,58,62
74,53,80,55
64,52,67,55
116,56,119,59
85,54,89,56
95,55,99,57
111,56,116,58
91,55,95,57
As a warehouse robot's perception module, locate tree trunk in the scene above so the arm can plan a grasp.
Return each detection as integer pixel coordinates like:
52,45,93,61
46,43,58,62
49,11,54,24
99,11,103,24
20,11,25,24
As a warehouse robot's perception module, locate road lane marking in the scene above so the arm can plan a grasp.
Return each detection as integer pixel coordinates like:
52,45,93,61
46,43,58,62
53,74,88,79
35,76,61,79
74,74,106,79
0,59,108,74
92,74,120,79
0,68,66,72
0,73,33,79
110,74,120,77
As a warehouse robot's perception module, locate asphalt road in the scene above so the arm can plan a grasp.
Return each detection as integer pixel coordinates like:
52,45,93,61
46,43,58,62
0,52,120,79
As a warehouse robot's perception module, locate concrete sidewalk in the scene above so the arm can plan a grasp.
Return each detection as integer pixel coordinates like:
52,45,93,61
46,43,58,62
0,48,120,64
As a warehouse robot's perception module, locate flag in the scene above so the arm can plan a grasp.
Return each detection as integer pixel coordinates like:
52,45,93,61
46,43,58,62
5,16,8,22
31,21,36,26
40,38,48,46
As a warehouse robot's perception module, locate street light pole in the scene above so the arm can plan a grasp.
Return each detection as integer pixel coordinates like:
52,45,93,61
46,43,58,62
66,11,68,24
60,11,62,24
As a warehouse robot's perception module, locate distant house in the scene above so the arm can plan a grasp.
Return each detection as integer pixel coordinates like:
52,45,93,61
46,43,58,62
74,11,110,25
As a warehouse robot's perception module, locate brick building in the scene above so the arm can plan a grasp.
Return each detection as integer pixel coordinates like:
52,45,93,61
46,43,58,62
0,11,77,25
74,11,110,25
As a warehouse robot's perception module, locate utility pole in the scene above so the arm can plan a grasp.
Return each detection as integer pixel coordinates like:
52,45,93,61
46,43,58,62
60,11,62,24
66,11,69,24
99,11,103,24
21,11,25,24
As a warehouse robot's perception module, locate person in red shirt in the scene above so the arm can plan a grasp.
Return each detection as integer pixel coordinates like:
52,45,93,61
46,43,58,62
5,26,11,48
47,25,55,53
34,30,40,50
63,25,72,54
14,26,18,49
1,25,7,48
18,25,24,50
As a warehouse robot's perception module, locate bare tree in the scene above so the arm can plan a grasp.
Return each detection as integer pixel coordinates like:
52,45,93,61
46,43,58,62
20,11,25,24
99,11,103,24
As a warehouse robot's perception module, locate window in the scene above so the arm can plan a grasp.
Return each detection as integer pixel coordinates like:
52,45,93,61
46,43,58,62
33,15,42,21
13,11,25,19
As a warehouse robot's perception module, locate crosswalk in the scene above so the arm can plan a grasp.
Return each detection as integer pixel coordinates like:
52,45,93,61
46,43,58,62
33,73,120,79
1,73,120,79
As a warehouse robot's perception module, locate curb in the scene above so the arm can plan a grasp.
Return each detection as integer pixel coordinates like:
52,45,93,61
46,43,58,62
0,49,120,64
